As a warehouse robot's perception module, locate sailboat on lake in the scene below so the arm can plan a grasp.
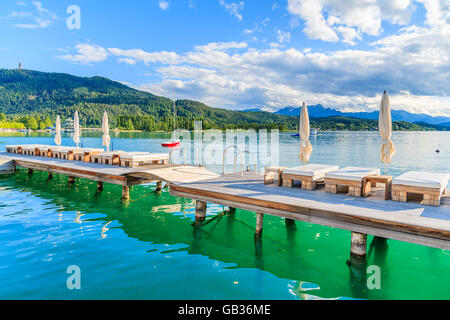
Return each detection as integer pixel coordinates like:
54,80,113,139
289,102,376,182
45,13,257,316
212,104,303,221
161,98,181,148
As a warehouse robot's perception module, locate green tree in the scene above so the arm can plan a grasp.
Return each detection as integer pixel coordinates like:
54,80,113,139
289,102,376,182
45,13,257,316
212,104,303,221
0,113,6,121
125,118,134,130
44,117,53,128
27,117,38,130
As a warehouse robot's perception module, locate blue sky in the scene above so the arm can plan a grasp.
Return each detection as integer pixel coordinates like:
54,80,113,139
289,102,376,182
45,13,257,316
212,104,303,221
1,0,450,116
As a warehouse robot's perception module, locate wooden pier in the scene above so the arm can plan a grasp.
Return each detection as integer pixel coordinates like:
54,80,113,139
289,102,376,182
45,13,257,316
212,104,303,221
170,172,450,253
0,152,216,199
1,151,449,261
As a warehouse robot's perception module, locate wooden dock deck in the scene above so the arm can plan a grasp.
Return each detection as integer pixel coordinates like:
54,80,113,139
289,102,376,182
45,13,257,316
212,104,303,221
0,152,218,198
170,172,450,251
1,151,449,260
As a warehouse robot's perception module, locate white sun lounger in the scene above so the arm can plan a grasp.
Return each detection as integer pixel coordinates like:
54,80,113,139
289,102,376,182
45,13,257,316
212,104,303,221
281,164,339,190
73,148,104,162
120,153,170,167
5,145,22,154
264,166,287,185
90,151,126,165
392,171,449,206
21,145,47,156
37,145,55,157
51,146,76,160
324,166,380,196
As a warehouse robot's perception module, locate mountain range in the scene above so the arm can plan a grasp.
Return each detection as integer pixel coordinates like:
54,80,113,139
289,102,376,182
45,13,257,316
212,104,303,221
274,105,450,126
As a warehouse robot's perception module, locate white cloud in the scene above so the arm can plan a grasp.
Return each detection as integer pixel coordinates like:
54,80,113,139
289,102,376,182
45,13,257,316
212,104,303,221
158,1,170,10
194,41,248,51
108,47,180,65
127,39,450,116
12,1,58,29
418,0,450,26
16,1,26,6
286,0,416,44
59,44,108,65
219,0,244,21
277,30,292,43
336,26,362,45
58,35,450,116
287,0,339,42
243,17,269,35
57,1,450,117
118,58,137,65
9,10,32,18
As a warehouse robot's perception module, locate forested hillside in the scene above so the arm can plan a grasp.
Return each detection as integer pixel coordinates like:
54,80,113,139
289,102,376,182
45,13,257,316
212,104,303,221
0,69,296,130
0,69,446,131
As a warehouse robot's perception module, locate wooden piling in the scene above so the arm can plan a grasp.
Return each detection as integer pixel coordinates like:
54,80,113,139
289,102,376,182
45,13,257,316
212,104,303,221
350,232,367,258
156,181,162,192
28,168,33,175
97,181,104,191
285,218,296,226
256,212,264,234
122,186,130,200
48,172,53,179
68,176,75,184
195,200,207,221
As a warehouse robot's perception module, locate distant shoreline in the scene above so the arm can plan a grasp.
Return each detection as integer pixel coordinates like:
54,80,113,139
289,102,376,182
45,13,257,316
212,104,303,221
1,128,448,133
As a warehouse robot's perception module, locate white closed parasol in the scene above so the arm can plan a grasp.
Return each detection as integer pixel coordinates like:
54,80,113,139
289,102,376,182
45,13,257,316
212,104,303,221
299,102,312,164
379,91,396,174
54,115,61,146
73,111,80,148
102,111,111,151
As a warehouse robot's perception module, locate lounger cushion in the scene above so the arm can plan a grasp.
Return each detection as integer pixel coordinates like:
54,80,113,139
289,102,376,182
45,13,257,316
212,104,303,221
120,153,169,161
325,166,380,182
72,148,103,154
22,145,41,149
283,164,339,181
393,171,449,193
98,151,126,157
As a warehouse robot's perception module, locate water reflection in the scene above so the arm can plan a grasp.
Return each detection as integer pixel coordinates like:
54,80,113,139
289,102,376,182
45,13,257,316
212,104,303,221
1,167,449,299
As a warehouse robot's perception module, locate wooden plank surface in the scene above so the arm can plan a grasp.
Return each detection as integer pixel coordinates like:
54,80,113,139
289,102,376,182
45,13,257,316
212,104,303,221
171,172,450,249
0,153,218,185
128,165,219,183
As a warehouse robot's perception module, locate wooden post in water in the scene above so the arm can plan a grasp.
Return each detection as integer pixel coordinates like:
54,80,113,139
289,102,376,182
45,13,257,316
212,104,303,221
48,172,53,179
350,232,367,258
156,181,162,192
256,212,264,234
285,218,296,226
195,200,207,222
122,186,130,200
28,168,33,175
68,176,75,184
97,181,104,191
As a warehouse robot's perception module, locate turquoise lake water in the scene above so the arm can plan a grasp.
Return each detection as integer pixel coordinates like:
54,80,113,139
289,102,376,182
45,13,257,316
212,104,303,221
0,130,449,299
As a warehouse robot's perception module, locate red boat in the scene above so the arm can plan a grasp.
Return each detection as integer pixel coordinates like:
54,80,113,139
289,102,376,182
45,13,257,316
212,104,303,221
161,140,181,148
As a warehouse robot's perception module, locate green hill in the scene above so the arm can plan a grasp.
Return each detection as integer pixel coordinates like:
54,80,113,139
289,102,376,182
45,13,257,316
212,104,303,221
0,68,446,131
0,69,296,130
